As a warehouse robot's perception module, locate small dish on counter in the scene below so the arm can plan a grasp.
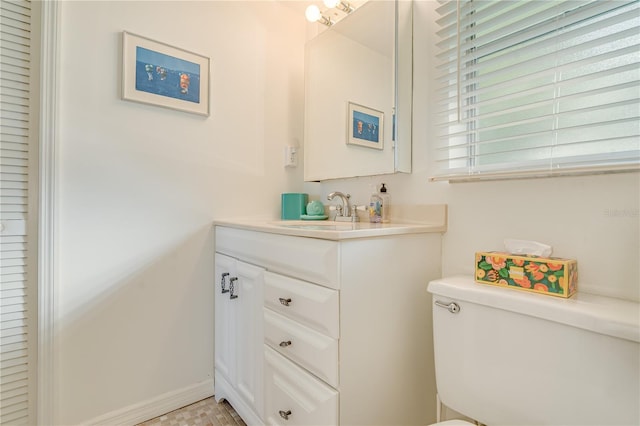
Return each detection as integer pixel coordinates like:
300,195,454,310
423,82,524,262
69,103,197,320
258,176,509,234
300,214,328,220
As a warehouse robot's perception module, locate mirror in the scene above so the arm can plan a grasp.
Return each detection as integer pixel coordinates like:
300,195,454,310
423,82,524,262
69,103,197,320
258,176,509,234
303,0,412,182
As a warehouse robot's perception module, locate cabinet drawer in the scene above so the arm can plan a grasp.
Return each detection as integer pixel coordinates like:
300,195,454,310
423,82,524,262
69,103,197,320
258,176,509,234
215,226,340,289
264,345,338,426
264,271,339,338
264,308,338,388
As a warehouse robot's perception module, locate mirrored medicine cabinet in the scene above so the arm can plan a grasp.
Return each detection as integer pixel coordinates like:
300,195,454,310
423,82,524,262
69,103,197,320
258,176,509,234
303,0,412,182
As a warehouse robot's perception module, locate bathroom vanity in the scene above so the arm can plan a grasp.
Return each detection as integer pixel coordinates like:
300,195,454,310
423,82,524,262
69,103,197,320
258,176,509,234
213,218,446,425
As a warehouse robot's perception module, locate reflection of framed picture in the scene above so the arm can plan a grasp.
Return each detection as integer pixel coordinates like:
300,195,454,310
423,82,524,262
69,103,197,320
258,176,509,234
122,31,210,116
347,102,384,150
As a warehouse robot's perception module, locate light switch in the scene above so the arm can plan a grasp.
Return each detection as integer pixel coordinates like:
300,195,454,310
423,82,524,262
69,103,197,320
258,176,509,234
284,146,298,168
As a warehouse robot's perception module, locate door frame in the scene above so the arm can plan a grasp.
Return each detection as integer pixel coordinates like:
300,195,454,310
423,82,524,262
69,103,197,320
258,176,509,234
38,0,59,423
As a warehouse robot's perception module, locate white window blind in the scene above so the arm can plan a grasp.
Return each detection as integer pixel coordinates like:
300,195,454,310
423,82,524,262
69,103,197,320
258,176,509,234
1,0,33,424
432,0,640,181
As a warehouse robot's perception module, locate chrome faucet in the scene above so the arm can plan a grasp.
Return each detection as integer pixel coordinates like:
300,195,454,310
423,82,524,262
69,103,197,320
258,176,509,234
327,191,358,222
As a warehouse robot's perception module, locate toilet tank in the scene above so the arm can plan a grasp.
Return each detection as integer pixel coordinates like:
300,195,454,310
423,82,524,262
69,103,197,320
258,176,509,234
427,276,640,426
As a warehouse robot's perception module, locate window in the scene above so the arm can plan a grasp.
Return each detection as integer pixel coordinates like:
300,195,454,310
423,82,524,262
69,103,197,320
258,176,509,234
433,0,640,181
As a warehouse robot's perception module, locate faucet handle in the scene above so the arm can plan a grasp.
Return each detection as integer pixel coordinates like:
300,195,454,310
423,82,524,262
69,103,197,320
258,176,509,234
350,205,360,222
330,204,343,217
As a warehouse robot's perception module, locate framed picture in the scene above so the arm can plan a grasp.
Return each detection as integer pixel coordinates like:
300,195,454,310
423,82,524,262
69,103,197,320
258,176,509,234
347,102,384,150
122,31,210,116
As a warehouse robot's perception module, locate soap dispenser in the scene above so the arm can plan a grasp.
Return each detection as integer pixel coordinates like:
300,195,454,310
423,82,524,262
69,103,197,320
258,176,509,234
379,183,390,223
368,185,382,223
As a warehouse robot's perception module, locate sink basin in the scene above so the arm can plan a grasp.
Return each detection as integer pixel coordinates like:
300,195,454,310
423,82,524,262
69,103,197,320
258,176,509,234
272,220,362,231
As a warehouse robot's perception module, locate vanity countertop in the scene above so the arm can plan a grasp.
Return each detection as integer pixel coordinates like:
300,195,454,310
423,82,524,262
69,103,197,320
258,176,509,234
214,218,446,241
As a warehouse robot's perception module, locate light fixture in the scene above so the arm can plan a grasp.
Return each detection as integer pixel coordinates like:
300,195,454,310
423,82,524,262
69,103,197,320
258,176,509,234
305,4,333,26
323,0,355,14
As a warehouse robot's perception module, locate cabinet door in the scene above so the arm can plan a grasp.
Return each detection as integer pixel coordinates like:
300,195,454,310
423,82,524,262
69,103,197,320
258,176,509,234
234,260,265,418
215,253,236,385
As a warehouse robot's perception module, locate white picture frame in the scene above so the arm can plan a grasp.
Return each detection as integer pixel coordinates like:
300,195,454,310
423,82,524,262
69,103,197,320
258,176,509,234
346,101,384,150
122,31,210,116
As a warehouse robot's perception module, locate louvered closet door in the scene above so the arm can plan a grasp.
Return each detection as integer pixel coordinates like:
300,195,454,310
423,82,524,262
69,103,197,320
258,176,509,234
1,0,36,424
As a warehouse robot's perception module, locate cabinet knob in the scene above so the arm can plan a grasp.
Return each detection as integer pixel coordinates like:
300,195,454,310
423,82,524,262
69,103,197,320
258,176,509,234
279,409,292,420
220,273,230,294
279,340,292,347
278,297,292,306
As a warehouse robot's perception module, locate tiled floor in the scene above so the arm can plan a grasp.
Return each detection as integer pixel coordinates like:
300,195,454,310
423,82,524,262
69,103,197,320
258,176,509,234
137,397,245,426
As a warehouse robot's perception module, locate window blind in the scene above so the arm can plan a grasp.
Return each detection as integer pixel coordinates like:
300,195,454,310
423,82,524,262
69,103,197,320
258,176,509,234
432,0,640,181
0,0,33,424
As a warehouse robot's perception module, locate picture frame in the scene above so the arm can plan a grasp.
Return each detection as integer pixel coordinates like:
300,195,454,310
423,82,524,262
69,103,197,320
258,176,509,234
346,101,384,150
122,31,210,116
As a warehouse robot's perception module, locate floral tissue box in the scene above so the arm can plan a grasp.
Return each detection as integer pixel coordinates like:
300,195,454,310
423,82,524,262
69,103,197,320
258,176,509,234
475,251,578,298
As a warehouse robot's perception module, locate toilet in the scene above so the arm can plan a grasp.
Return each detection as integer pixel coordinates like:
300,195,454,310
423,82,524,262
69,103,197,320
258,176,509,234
427,276,640,426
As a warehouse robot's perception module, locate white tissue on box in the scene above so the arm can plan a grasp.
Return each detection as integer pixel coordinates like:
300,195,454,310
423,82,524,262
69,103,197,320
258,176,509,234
504,239,553,257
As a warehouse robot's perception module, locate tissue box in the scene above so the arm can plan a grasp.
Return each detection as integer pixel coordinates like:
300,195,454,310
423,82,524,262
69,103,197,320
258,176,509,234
475,252,578,298
281,193,308,220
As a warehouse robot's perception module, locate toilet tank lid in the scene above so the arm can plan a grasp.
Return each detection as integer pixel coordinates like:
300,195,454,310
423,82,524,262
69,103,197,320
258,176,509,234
428,276,640,343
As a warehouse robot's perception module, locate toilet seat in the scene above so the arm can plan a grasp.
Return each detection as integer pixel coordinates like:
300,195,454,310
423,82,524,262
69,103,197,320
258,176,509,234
430,420,475,426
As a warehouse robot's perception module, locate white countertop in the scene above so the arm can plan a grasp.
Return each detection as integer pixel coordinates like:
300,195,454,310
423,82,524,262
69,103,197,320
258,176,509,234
213,218,447,240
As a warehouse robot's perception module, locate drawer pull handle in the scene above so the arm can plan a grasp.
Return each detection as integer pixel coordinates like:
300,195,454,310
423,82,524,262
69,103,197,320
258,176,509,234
220,273,230,294
279,410,292,420
279,297,292,306
279,340,292,347
229,277,238,300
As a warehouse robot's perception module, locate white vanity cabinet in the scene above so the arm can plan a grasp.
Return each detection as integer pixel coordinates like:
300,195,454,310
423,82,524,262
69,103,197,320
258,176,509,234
214,222,442,426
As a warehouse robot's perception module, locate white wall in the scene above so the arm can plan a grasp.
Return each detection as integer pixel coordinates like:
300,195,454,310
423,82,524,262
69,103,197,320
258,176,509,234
306,0,640,303
55,1,306,424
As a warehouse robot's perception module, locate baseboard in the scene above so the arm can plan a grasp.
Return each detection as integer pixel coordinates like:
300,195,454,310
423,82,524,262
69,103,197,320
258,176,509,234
85,379,214,426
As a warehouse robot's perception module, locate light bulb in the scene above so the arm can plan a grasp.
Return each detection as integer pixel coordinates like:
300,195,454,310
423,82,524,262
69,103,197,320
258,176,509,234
305,5,321,22
323,0,354,14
